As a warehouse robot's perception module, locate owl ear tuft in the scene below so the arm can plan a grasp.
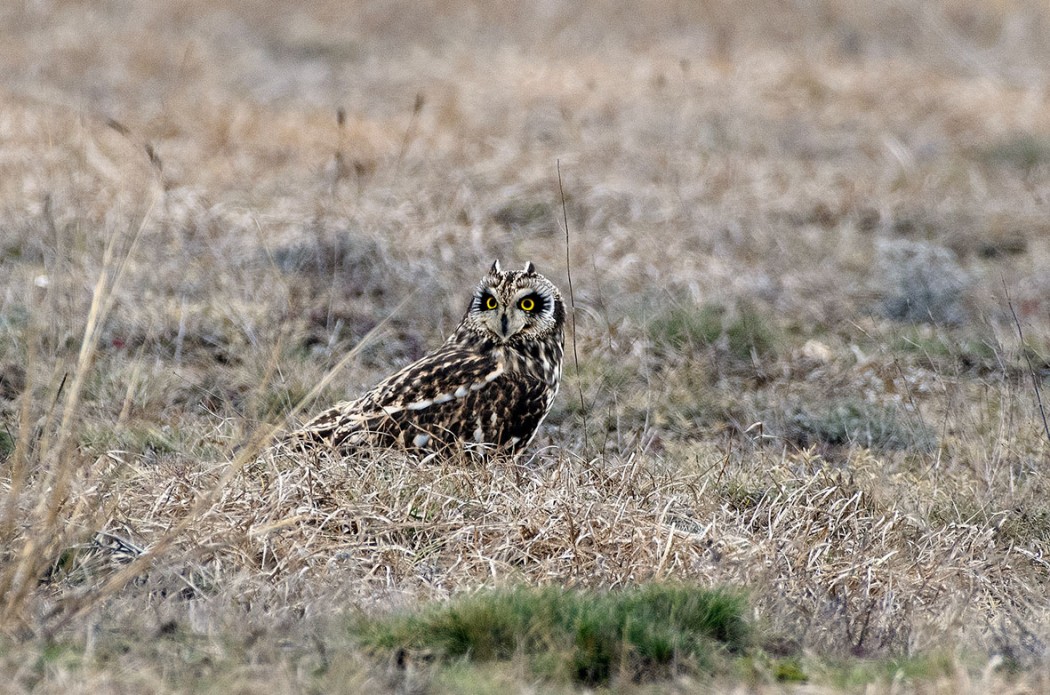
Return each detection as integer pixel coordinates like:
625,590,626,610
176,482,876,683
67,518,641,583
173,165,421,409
523,261,536,276
490,259,502,274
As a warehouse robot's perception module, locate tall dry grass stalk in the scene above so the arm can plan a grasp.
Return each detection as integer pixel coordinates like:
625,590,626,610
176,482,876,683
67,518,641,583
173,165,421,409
42,294,413,633
0,202,153,630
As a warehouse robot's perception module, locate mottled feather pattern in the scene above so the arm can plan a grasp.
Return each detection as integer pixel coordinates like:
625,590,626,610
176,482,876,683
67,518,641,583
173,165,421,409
291,260,565,457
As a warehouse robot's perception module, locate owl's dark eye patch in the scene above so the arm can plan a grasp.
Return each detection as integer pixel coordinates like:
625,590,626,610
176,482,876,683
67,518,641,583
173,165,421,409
481,293,498,311
518,294,544,312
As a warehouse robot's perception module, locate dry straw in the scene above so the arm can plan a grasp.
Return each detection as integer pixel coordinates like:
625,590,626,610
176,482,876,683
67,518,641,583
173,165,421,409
1,201,152,628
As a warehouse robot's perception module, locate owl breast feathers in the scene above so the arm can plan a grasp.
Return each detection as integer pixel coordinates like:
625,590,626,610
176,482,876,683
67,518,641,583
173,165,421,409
291,260,565,457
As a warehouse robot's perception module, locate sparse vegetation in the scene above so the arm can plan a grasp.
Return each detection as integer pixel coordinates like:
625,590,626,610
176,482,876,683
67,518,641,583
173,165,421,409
979,133,1050,171
648,302,725,352
889,325,999,372
649,300,779,363
781,399,934,452
874,239,972,325
1,1,1050,693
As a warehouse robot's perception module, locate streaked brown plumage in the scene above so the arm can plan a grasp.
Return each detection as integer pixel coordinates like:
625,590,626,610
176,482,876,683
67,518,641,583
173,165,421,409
290,260,565,457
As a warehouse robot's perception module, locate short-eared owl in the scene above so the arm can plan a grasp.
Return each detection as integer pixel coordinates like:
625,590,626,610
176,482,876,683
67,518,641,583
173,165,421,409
291,260,565,457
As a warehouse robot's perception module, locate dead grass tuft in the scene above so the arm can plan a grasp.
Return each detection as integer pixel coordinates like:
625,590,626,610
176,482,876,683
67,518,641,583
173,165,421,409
19,442,1032,671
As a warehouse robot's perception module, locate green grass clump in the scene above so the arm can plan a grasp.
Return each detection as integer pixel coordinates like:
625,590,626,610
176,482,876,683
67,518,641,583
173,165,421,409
355,584,749,686
649,301,778,362
821,652,959,690
648,303,725,351
774,658,808,682
890,328,998,371
978,133,1050,170
0,429,14,458
725,302,779,361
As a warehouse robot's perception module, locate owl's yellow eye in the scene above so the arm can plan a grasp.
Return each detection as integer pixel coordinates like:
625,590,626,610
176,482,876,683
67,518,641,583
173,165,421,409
519,297,536,312
484,296,498,310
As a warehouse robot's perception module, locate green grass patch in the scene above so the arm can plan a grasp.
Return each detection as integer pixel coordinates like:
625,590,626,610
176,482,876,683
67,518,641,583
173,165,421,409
648,303,725,351
355,584,749,686
725,301,779,361
734,650,810,684
774,657,808,682
0,428,14,458
649,301,779,362
978,133,1050,170
890,327,998,371
818,652,959,689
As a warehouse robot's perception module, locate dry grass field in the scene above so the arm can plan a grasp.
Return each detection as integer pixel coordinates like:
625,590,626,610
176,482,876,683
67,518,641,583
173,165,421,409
2,1,1050,692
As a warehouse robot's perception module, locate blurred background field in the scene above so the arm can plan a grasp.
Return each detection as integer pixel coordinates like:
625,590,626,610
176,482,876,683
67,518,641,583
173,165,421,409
1,1,1049,692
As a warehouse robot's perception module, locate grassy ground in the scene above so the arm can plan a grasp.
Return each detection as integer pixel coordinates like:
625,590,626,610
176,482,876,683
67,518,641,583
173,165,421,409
2,1,1050,691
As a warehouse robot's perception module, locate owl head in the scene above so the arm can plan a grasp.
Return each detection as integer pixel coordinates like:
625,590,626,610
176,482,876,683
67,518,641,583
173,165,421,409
462,260,565,343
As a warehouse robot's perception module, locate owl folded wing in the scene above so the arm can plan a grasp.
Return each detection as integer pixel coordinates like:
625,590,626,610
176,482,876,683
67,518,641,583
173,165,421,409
290,346,549,454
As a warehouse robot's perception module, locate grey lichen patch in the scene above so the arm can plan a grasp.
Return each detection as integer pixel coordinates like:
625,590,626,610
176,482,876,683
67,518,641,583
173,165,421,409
873,239,971,325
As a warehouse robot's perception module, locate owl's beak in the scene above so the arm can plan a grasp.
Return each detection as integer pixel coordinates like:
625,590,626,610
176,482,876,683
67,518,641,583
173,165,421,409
488,310,524,342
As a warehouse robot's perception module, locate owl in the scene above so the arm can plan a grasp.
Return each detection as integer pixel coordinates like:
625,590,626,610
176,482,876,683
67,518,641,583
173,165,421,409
290,260,565,457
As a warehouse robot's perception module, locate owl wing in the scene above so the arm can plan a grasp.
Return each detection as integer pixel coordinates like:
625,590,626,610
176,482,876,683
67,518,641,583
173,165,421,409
291,346,550,454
